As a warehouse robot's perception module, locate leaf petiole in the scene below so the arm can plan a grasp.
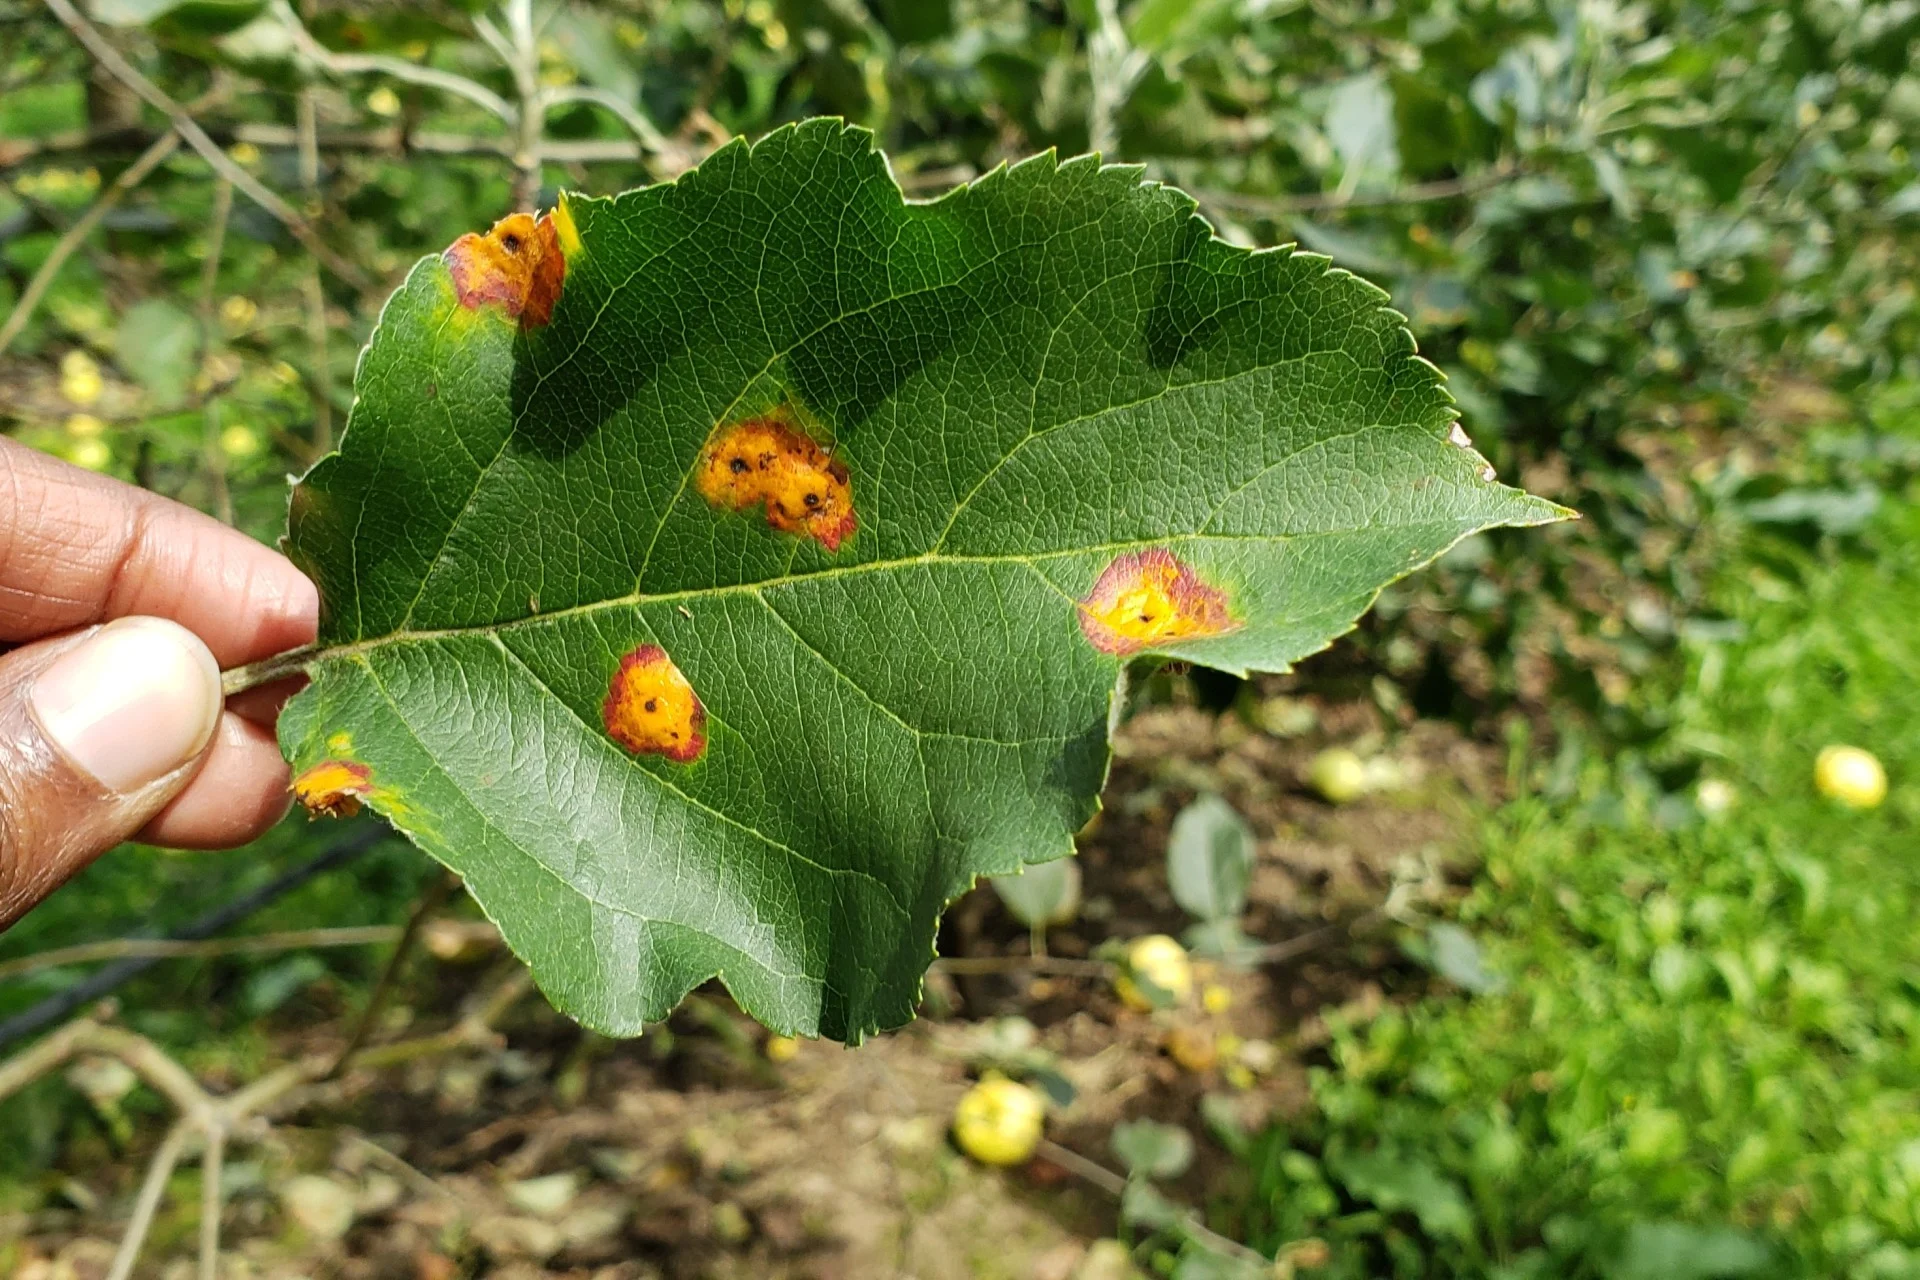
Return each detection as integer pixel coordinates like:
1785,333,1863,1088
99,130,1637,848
221,644,323,698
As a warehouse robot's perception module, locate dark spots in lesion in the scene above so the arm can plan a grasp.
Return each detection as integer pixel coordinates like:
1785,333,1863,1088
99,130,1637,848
694,408,858,552
1078,548,1239,656
444,209,568,329
603,644,707,764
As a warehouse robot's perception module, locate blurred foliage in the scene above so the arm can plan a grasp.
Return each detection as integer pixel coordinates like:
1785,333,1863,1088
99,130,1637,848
1229,394,1920,1277
1,0,1915,710
0,822,429,1174
4,0,1920,1268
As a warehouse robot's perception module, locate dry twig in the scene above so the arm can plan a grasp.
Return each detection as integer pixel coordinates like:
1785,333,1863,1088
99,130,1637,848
1035,1138,1275,1270
326,871,460,1077
0,967,531,1278
0,128,178,357
42,0,372,291
269,0,515,124
296,86,334,455
0,924,497,981
0,122,657,168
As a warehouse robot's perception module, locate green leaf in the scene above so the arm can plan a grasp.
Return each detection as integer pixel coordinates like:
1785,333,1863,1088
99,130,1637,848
991,858,1081,927
115,299,198,407
1614,1222,1771,1280
1424,922,1507,995
1327,1147,1475,1241
1112,1118,1196,1180
1166,793,1252,924
277,120,1565,1043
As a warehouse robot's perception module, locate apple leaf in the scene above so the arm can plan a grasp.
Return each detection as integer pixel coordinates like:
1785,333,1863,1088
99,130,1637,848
276,120,1564,1042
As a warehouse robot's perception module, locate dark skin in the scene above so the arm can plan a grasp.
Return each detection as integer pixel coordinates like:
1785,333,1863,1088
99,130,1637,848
0,437,317,927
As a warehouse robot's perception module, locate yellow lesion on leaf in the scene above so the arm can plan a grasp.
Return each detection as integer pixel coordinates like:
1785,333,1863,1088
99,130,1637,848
694,407,857,551
1077,548,1238,656
444,208,567,329
603,644,707,763
292,759,373,819
550,193,582,257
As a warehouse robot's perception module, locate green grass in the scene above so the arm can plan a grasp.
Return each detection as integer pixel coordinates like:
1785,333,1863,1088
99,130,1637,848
1236,433,1920,1278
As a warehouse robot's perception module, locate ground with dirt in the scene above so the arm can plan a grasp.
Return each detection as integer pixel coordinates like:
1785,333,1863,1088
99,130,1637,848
7,684,1503,1280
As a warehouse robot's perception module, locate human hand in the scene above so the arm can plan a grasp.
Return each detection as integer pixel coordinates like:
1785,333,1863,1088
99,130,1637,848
0,437,318,928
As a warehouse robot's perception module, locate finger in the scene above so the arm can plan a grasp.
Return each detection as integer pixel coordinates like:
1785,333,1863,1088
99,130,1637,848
0,438,319,666
137,711,292,848
0,617,222,929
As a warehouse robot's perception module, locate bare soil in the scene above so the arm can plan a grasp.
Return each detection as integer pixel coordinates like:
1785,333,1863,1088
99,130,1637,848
7,686,1501,1280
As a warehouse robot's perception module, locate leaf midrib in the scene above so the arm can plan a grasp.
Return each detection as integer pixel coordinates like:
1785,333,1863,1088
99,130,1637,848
307,516,1493,671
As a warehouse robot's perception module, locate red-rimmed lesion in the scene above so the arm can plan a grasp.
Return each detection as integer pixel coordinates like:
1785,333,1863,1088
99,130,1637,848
694,407,857,551
1076,548,1238,656
292,759,374,819
602,644,707,763
445,207,568,329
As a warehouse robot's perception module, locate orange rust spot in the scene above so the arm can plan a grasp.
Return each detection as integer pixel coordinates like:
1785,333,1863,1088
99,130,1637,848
292,759,373,819
1077,549,1238,656
445,210,566,328
695,411,856,551
603,644,707,763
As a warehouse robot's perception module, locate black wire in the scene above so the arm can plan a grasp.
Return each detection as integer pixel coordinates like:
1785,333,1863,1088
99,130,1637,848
0,824,389,1051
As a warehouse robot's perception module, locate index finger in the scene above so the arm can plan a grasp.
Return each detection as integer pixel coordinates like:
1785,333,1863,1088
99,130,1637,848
0,438,318,668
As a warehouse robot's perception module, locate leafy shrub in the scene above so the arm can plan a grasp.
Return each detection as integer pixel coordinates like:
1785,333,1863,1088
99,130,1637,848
1232,399,1920,1277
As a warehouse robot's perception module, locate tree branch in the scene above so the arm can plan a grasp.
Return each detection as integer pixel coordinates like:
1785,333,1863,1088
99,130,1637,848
537,84,670,159
42,0,373,292
497,0,545,209
1087,0,1149,158
0,965,532,1278
0,122,652,168
198,1120,226,1280
1197,161,1525,217
107,1120,194,1280
0,925,478,980
0,127,178,357
270,0,515,125
296,85,334,455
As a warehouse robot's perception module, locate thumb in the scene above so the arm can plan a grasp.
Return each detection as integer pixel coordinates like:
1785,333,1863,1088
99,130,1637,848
0,616,223,927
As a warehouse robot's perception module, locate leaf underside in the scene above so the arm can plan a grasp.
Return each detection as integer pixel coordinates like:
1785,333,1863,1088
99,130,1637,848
279,120,1563,1043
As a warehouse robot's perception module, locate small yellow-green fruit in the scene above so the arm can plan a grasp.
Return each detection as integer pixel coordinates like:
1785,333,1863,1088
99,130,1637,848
1114,934,1193,1011
220,424,262,459
1695,778,1736,818
220,295,259,330
66,437,111,471
1815,745,1886,809
60,350,103,407
367,86,402,118
952,1075,1045,1166
764,1035,800,1063
1309,747,1367,804
1164,1024,1217,1073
